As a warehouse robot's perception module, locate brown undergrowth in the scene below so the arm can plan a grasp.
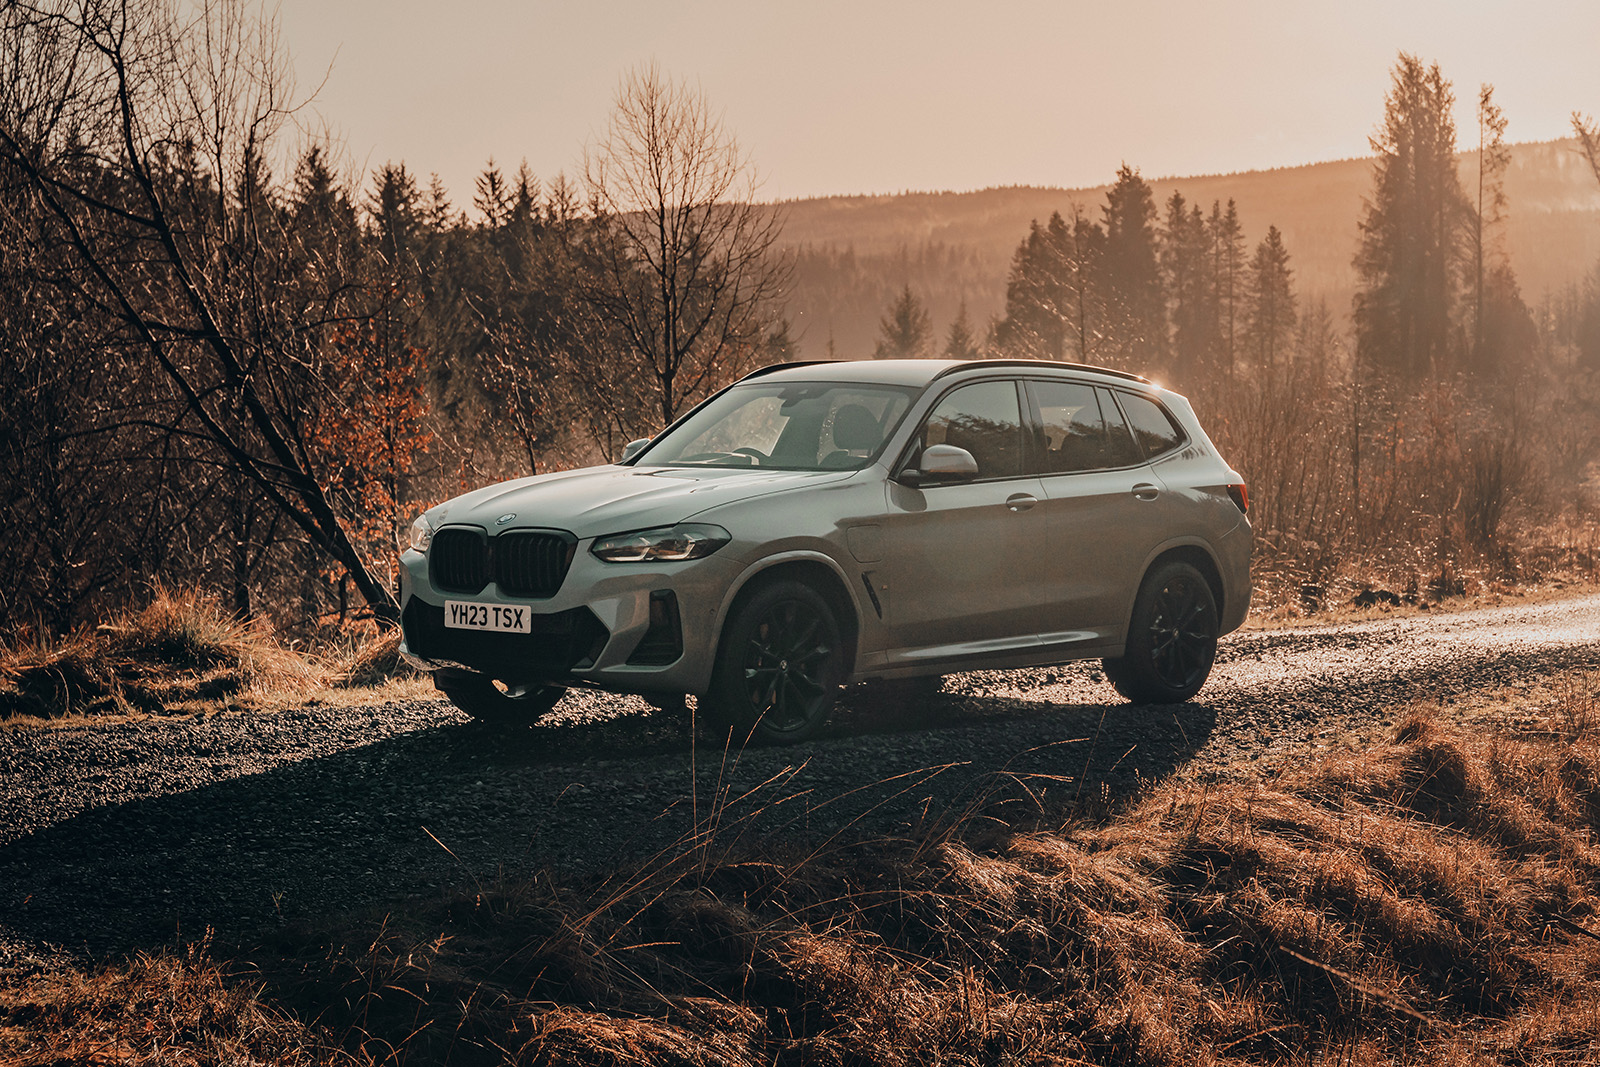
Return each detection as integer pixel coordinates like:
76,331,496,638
14,686,1600,1064
0,588,415,723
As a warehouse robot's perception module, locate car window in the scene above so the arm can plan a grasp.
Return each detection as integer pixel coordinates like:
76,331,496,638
810,390,911,468
1096,387,1144,467
674,392,786,459
1116,391,1186,460
1031,379,1143,473
642,382,916,470
919,380,1024,479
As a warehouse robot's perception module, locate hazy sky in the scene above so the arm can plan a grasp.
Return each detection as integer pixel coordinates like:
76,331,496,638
274,0,1600,209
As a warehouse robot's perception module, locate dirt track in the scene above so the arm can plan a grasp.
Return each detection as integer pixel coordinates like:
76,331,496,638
3,593,1598,960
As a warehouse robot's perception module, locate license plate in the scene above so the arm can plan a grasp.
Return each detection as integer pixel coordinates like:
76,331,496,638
444,600,533,634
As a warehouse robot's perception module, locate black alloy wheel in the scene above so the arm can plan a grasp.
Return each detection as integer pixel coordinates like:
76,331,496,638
707,579,844,745
433,669,565,726
1102,560,1218,704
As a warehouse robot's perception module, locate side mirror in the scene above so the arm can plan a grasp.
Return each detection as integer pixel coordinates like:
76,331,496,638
618,437,651,463
898,444,979,487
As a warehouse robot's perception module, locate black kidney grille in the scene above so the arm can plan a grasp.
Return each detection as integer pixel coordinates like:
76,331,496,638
494,531,573,598
430,527,488,593
429,527,573,598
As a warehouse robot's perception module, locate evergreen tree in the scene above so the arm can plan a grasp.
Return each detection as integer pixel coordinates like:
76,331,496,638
369,162,421,271
996,215,1067,359
1162,191,1213,377
1353,53,1470,380
474,158,511,227
511,160,541,227
944,301,981,360
1100,164,1165,372
1208,199,1245,377
1063,204,1106,364
1466,85,1535,374
1244,225,1297,371
873,284,933,359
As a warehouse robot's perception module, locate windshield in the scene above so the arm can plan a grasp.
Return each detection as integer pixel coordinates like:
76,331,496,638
638,382,918,471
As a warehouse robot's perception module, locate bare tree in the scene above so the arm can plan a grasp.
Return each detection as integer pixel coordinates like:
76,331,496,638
1576,112,1600,189
581,62,788,430
0,0,405,623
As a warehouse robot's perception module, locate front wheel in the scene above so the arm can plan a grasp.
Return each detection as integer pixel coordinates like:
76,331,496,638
1103,560,1218,704
704,580,845,745
433,670,564,726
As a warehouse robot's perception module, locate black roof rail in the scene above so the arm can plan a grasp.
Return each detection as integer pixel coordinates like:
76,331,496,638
931,358,1152,385
734,359,839,383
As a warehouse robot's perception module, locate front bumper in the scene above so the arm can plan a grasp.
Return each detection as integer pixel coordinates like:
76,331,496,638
398,539,745,695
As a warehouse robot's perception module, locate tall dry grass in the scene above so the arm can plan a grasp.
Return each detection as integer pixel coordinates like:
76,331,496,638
0,586,416,721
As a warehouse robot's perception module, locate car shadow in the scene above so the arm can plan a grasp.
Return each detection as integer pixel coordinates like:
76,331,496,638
0,686,1214,959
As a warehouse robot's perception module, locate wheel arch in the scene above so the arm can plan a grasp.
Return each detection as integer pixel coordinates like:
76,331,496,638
715,553,863,679
1144,542,1226,619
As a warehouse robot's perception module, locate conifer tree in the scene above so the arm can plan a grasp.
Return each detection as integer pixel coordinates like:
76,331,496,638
1063,204,1106,364
996,214,1068,359
1209,200,1245,377
1353,54,1470,380
1464,85,1536,375
1100,164,1165,372
874,284,933,359
944,301,981,360
369,162,421,271
1244,226,1297,372
474,158,511,227
1162,191,1213,377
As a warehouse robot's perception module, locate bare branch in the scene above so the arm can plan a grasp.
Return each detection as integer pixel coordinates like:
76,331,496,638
1575,112,1600,190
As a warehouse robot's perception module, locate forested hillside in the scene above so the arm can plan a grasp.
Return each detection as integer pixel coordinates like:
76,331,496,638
779,140,1600,360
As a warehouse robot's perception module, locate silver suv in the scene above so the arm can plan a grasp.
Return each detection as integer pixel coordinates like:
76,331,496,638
399,359,1252,743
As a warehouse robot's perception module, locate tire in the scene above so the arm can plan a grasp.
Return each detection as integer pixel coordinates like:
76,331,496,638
705,579,845,745
1103,560,1218,704
433,669,564,726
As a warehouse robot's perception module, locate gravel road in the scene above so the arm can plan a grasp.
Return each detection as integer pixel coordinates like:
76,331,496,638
3,593,1599,961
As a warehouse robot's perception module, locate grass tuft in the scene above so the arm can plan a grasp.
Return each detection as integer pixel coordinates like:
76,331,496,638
329,627,417,689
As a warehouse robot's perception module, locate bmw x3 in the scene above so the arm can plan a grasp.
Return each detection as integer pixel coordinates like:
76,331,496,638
399,359,1252,743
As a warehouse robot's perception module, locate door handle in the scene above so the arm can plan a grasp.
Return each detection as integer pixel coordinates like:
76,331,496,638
1132,483,1160,501
1006,493,1038,512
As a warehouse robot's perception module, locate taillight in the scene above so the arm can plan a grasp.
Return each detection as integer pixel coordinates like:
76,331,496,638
1226,483,1250,514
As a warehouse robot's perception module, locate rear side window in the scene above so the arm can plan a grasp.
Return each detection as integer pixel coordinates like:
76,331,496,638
1031,379,1141,473
1116,392,1186,460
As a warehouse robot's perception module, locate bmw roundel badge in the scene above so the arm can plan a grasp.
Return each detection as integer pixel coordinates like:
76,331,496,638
495,513,516,526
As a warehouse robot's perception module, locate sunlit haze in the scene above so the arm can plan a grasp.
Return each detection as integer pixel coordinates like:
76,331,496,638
276,0,1600,206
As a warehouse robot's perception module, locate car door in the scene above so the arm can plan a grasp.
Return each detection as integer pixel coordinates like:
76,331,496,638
878,378,1048,663
1025,379,1172,643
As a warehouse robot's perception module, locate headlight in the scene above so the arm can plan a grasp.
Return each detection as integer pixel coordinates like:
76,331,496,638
590,523,731,563
407,513,434,553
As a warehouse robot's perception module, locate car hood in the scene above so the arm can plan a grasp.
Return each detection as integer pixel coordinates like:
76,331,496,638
428,464,858,539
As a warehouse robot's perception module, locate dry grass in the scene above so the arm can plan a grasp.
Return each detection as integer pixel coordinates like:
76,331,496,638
0,587,418,724
9,691,1594,1064
0,938,325,1066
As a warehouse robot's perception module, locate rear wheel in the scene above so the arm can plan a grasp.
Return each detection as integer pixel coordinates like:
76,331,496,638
1102,560,1218,704
705,579,845,745
433,670,564,726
